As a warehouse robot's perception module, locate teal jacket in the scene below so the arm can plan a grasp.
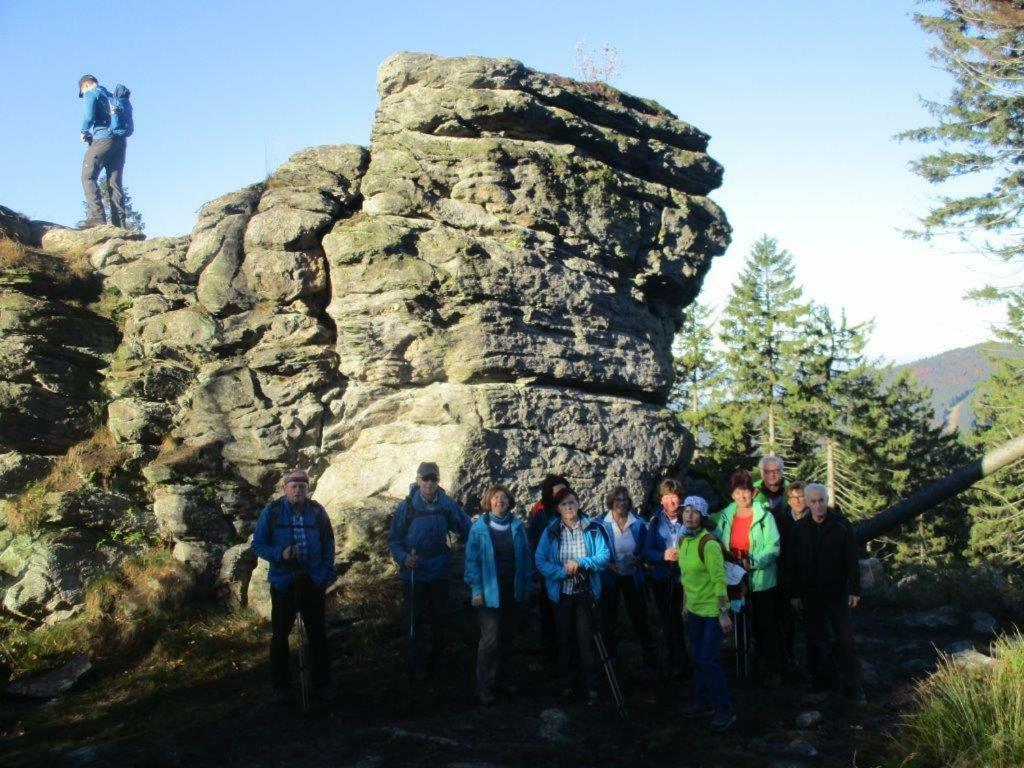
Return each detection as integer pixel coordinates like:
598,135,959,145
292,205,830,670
534,515,610,602
711,497,780,592
464,512,532,607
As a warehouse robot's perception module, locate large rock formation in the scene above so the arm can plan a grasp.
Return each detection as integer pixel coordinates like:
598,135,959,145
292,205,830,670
0,53,728,623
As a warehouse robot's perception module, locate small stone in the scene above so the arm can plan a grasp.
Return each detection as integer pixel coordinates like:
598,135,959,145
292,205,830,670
8,654,91,698
539,707,570,743
795,710,824,729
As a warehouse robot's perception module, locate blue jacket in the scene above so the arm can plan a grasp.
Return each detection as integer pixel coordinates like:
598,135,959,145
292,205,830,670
251,497,336,592
81,85,113,141
534,515,610,603
599,511,647,588
464,512,532,607
388,485,471,583
642,509,685,582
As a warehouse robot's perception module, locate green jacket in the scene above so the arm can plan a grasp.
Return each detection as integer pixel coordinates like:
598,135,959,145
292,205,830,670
711,496,781,592
677,531,727,618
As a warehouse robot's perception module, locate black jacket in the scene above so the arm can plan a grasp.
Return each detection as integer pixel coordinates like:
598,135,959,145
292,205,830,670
787,510,860,602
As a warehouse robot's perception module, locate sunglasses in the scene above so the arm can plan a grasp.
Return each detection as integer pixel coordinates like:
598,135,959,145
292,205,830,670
420,474,440,483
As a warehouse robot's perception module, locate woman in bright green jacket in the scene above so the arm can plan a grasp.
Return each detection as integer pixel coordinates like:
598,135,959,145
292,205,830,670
712,469,784,684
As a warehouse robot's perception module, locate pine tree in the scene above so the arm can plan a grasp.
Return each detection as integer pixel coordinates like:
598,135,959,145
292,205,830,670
899,1,1024,263
719,235,809,458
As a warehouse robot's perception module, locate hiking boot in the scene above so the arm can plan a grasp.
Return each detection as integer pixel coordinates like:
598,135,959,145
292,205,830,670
270,689,289,707
710,711,737,732
477,690,497,706
680,702,714,719
586,689,599,706
77,218,107,229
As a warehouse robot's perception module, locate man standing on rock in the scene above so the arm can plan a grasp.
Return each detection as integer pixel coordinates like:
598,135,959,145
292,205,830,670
787,483,865,702
252,469,336,706
78,74,131,228
388,461,471,680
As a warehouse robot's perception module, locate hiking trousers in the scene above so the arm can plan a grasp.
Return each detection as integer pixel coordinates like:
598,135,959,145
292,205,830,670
650,578,690,674
270,577,330,691
803,597,862,691
475,582,520,696
687,612,732,714
599,574,656,657
554,592,598,691
404,579,449,675
82,136,126,226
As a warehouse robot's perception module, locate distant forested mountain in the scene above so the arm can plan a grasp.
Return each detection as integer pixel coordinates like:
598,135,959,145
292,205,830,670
893,343,1024,432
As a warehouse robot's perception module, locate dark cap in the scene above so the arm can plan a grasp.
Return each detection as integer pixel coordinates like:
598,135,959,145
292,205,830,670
416,462,440,479
78,74,97,98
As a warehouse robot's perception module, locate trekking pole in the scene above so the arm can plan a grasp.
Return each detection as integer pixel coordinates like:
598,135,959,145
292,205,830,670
292,571,312,715
409,549,417,642
578,573,628,719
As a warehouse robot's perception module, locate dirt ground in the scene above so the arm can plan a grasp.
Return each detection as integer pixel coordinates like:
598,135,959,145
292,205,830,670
0,596,966,768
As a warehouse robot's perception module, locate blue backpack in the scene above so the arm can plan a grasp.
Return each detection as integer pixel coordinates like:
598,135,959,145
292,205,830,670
109,84,134,138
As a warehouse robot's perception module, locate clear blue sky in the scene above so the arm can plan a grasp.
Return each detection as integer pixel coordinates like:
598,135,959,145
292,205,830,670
0,0,1010,361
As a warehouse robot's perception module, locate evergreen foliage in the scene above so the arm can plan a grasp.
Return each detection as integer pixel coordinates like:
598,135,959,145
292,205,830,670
719,235,808,457
672,235,972,567
82,178,145,233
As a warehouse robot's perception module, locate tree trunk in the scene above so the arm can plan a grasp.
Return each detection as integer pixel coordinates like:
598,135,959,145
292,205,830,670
854,433,1024,543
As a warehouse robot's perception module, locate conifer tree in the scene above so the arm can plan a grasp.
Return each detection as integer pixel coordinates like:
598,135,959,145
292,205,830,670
719,235,809,457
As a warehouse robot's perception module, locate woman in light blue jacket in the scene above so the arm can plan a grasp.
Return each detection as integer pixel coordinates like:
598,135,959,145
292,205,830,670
535,487,610,701
465,484,532,705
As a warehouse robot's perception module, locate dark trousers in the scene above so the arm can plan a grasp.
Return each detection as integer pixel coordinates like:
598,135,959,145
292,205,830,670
82,136,127,225
554,592,598,691
475,583,519,695
404,579,448,674
270,578,329,691
750,587,784,677
804,597,862,691
650,578,690,674
537,584,558,663
687,612,732,714
777,586,798,666
599,574,655,656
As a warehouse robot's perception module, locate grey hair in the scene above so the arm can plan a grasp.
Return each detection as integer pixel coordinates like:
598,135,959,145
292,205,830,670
804,482,829,504
758,455,785,472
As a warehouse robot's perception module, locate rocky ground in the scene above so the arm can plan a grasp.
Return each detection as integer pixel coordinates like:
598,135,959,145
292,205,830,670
0,594,1002,768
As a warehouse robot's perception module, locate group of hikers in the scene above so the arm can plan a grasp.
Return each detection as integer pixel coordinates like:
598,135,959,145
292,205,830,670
251,456,865,731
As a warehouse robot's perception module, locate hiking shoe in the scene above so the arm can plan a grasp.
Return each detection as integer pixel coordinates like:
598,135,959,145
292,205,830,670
76,218,107,229
586,690,599,706
710,711,737,732
270,689,289,707
680,702,714,719
477,690,497,706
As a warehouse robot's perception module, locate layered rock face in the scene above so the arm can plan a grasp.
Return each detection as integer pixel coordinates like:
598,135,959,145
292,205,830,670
0,54,728,623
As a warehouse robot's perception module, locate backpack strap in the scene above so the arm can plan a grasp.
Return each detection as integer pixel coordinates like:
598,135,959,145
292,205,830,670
698,532,721,564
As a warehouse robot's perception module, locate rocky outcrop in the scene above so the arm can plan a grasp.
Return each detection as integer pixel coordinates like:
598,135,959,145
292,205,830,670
0,53,728,623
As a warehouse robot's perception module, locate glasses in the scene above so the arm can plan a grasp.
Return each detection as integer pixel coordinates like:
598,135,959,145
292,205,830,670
789,494,804,500
420,474,439,483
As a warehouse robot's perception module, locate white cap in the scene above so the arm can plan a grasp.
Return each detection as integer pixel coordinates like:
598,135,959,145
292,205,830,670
683,495,709,517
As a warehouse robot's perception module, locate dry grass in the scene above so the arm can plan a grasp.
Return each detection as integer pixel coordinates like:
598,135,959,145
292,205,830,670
0,549,196,676
5,427,127,534
5,481,49,534
0,234,92,285
0,234,27,267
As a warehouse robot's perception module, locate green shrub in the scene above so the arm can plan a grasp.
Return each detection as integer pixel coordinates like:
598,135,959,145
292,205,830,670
901,632,1024,768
